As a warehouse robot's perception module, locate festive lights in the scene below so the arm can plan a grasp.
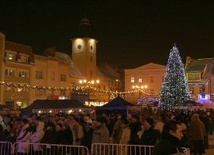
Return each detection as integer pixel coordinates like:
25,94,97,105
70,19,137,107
158,45,191,111
0,80,133,96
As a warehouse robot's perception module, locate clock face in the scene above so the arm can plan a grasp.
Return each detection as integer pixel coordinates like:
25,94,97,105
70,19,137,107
77,45,82,49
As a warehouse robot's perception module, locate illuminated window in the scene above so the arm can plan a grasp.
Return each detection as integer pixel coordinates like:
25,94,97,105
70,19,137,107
189,87,194,94
187,73,200,80
138,78,142,83
18,70,28,78
35,71,43,79
5,53,16,62
131,77,134,83
60,75,67,81
5,68,15,76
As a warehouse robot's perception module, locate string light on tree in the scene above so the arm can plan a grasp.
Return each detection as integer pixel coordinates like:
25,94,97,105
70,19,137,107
158,44,191,111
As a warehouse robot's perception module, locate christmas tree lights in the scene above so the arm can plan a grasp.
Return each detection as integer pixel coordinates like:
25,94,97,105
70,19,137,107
159,45,191,111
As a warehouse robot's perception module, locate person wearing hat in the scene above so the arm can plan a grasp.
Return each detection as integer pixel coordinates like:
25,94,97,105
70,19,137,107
92,117,109,144
91,117,109,155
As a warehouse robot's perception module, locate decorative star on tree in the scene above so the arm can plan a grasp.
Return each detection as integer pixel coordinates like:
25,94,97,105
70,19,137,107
158,45,191,111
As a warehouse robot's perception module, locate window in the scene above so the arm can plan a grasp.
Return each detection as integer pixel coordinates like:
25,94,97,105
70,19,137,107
189,87,194,94
5,53,16,62
18,55,29,63
35,71,43,79
131,77,134,83
60,75,67,81
187,73,200,80
138,78,142,83
18,70,28,78
5,68,15,76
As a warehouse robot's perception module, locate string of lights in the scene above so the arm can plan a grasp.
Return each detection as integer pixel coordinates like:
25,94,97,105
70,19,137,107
0,81,136,95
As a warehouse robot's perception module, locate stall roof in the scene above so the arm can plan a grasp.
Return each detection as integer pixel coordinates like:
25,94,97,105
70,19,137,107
96,96,135,110
29,99,89,109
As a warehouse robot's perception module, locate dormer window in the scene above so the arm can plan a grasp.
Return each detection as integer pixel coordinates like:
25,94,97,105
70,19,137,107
5,53,16,62
18,55,29,63
187,73,200,80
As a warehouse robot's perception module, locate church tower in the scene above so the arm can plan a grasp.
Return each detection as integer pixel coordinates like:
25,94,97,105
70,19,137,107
71,18,98,80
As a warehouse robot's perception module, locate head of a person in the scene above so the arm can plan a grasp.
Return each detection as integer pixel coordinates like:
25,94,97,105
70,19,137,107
95,117,105,127
21,118,29,126
142,117,154,129
55,123,63,131
121,118,129,127
162,120,183,140
191,113,200,121
130,114,140,123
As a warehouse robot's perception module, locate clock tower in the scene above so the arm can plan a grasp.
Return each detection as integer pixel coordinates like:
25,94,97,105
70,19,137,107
71,18,98,80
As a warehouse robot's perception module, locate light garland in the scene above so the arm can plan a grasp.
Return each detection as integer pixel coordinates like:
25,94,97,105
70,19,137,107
0,81,135,96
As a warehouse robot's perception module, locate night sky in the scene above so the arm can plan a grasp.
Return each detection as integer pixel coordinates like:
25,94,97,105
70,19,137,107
0,1,214,69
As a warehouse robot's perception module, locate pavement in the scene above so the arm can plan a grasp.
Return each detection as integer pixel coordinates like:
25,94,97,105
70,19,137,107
204,135,214,155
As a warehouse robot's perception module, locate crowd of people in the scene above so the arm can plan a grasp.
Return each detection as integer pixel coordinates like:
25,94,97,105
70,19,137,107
0,108,214,155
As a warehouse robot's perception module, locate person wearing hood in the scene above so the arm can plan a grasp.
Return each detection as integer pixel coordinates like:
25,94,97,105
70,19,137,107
29,117,45,154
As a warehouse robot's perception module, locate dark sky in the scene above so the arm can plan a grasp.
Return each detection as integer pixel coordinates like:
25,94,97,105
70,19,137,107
0,1,214,69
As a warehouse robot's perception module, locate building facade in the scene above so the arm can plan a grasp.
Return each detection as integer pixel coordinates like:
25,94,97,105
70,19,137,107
185,57,214,101
124,58,214,104
124,63,166,104
0,19,121,109
0,33,34,109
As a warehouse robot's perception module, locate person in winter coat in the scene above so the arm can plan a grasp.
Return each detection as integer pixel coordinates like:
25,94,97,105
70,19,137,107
29,117,45,154
112,113,123,144
129,114,142,145
41,122,57,144
129,114,142,155
91,117,109,155
139,117,160,145
189,113,206,155
119,118,131,155
152,120,184,155
70,117,84,145
16,119,32,155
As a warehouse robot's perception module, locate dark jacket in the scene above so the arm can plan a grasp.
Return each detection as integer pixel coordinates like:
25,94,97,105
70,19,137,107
129,121,141,144
152,134,183,155
140,127,160,145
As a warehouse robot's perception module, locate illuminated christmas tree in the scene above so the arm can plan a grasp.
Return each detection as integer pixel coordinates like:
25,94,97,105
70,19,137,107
159,45,191,111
